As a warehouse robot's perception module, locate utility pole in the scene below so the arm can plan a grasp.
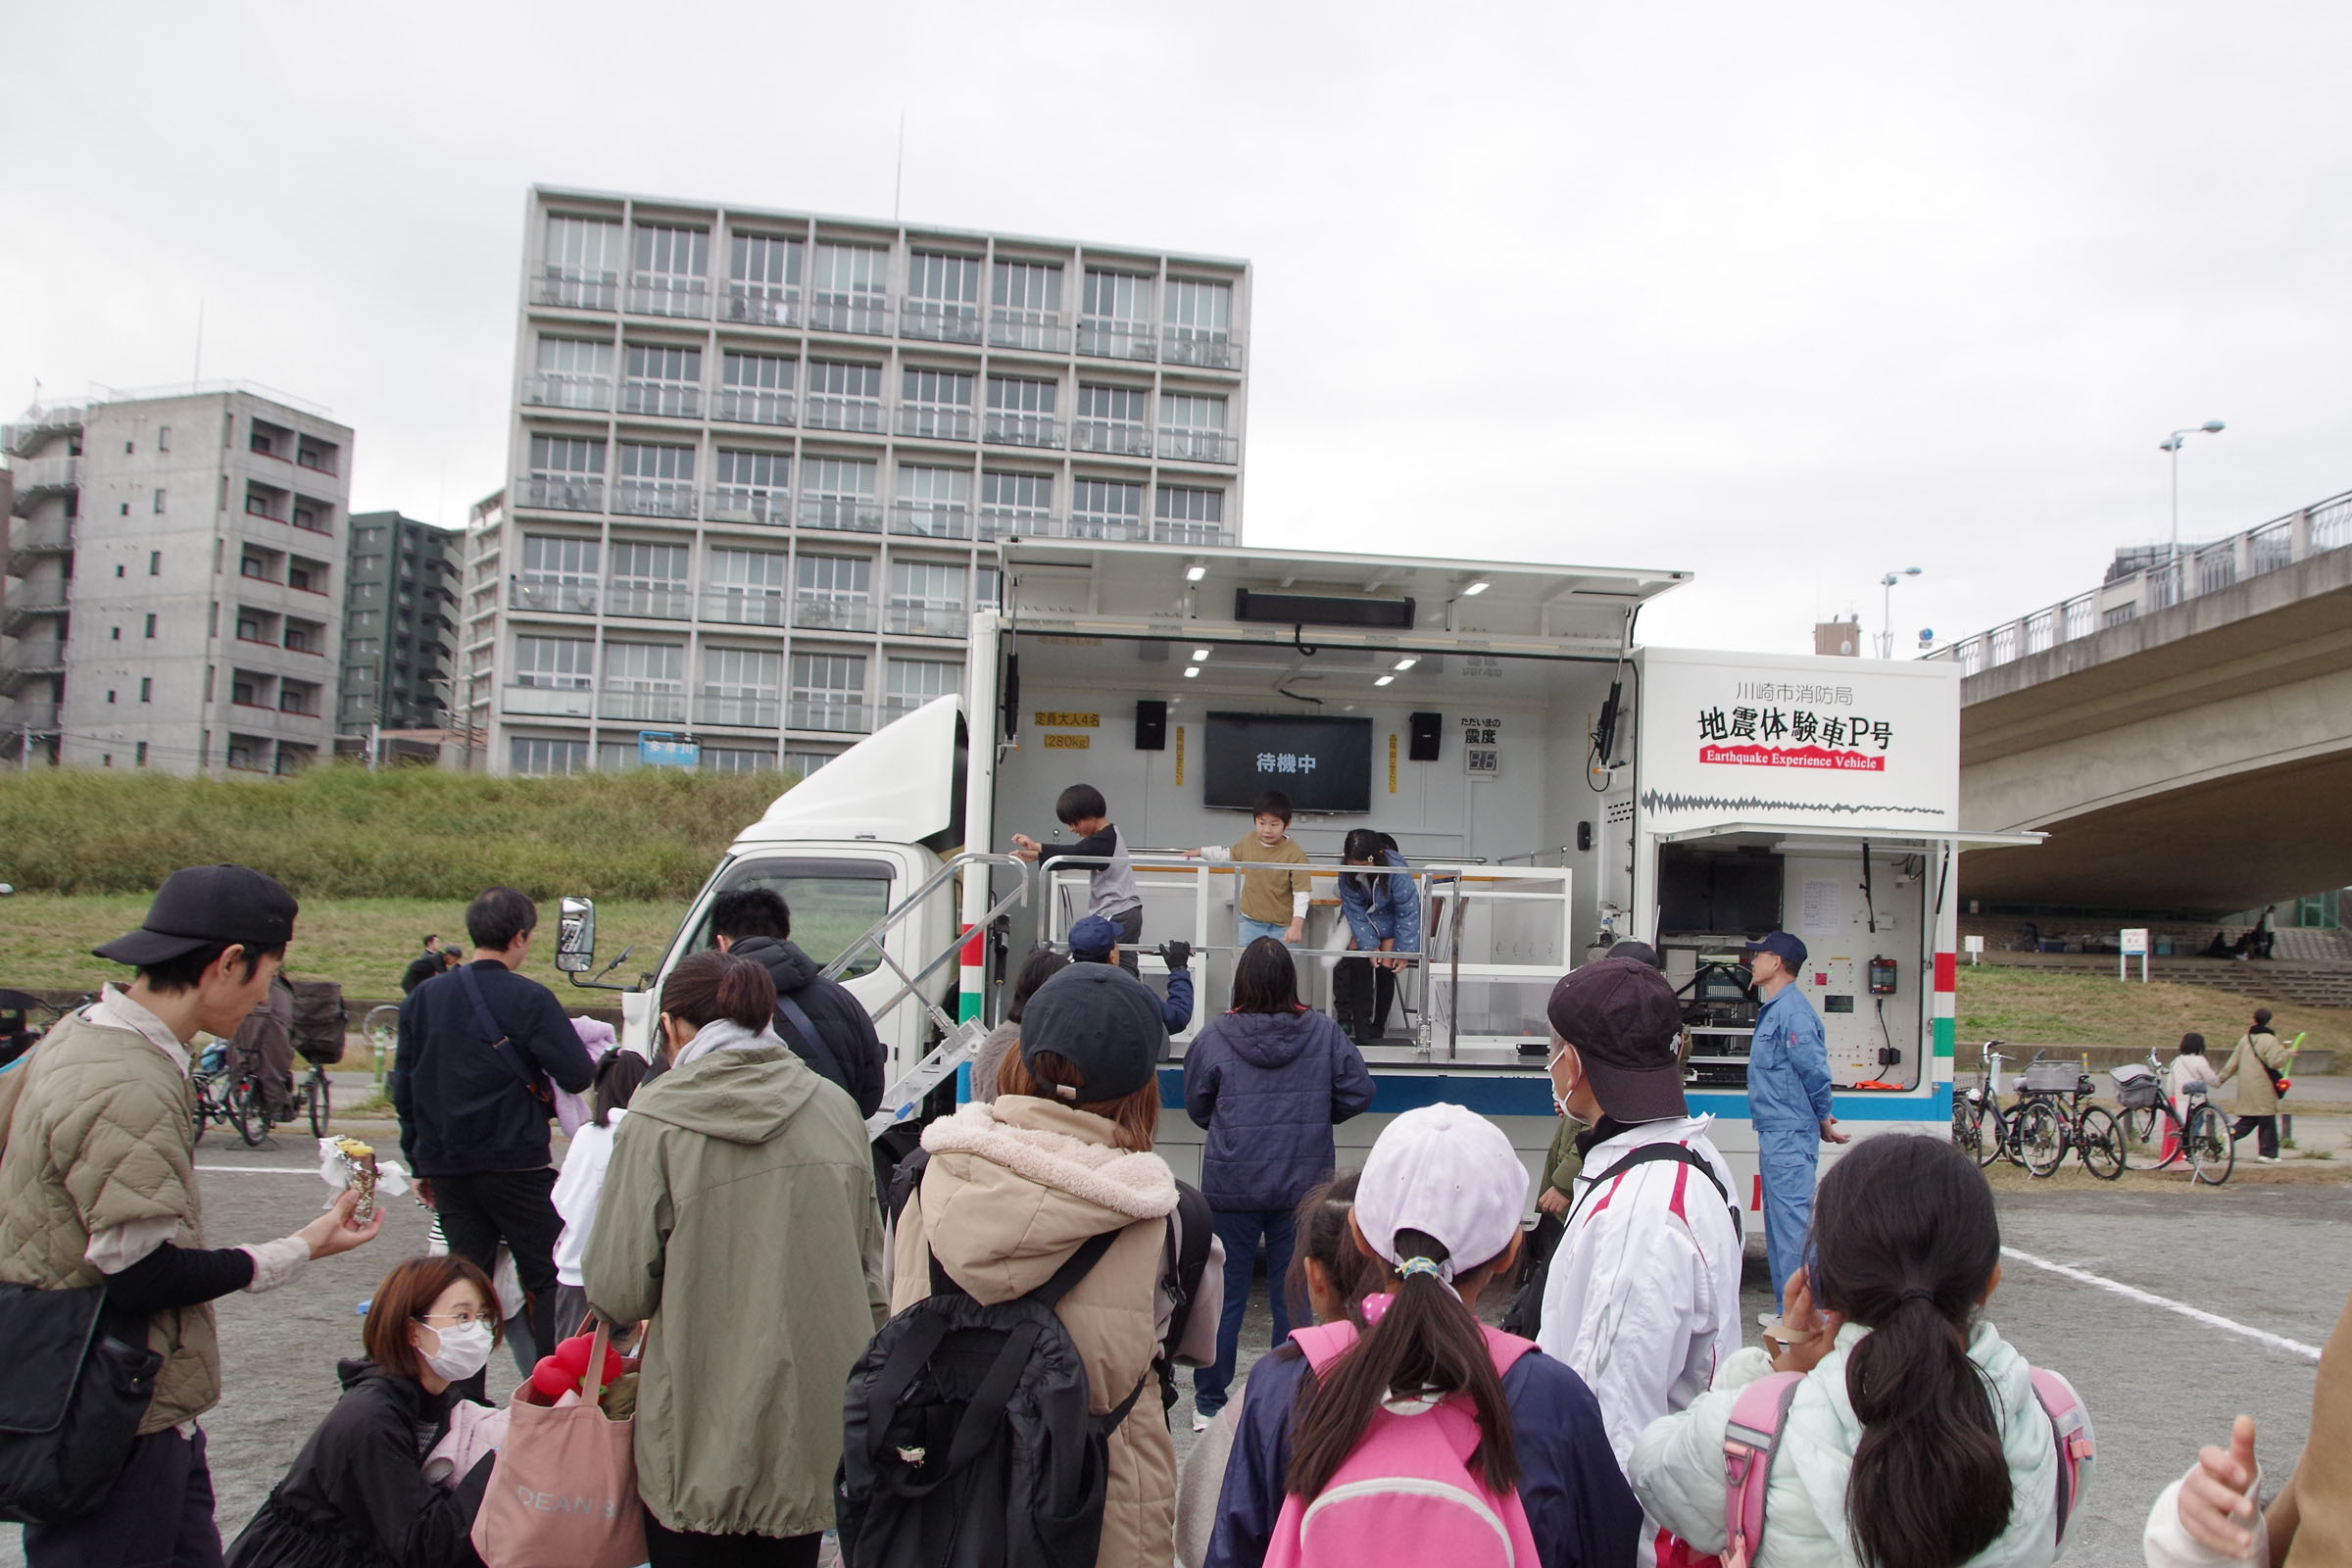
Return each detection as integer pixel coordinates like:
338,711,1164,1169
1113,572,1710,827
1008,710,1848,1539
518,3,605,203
367,719,379,772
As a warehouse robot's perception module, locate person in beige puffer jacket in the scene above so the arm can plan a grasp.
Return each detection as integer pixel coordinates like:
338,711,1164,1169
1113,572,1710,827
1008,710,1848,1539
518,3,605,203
892,963,1181,1568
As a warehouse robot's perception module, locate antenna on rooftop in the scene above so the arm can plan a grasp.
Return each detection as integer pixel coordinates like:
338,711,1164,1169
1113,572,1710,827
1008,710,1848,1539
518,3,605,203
893,112,906,222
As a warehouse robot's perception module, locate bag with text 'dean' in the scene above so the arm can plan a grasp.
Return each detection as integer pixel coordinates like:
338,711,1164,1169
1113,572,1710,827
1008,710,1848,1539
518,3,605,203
1262,1317,1542,1568
468,1320,646,1568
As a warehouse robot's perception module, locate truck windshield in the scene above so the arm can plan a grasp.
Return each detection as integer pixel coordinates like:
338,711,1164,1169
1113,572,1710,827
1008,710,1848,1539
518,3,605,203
690,858,895,979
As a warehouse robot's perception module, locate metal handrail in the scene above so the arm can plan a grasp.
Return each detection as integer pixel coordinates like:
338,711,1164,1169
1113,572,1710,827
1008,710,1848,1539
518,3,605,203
819,851,1035,1040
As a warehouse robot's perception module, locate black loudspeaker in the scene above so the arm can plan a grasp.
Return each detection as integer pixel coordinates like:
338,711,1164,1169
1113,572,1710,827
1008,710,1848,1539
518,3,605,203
1407,711,1442,761
1135,700,1168,751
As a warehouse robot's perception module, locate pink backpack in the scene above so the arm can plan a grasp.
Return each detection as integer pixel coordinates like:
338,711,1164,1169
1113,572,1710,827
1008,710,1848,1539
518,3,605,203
1717,1364,2094,1567
1264,1319,1541,1568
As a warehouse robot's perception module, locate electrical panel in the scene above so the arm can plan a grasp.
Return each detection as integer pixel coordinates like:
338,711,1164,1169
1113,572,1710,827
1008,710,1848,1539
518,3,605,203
1812,956,1879,1085
1868,956,1898,996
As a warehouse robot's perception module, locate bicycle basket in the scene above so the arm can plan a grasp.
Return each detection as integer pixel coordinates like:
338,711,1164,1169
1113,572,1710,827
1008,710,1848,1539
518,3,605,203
2021,1059,2082,1093
2112,1075,2162,1109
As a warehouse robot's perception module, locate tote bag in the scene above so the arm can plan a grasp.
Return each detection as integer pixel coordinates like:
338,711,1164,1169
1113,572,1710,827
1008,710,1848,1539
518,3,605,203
469,1321,646,1568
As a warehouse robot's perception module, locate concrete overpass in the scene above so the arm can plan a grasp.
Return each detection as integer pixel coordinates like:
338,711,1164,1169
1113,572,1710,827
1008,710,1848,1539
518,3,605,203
1941,492,2352,914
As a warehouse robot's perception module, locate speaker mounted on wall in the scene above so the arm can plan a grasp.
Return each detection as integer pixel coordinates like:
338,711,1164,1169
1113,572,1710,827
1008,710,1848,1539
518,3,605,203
1135,699,1168,751
1407,710,1442,762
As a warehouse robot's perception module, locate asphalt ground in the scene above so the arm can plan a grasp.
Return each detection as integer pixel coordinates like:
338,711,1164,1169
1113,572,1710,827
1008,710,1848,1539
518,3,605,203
6,1108,2347,1567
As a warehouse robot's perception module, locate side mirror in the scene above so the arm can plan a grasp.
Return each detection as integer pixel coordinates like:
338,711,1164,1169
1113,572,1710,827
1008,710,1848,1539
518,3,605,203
556,897,597,974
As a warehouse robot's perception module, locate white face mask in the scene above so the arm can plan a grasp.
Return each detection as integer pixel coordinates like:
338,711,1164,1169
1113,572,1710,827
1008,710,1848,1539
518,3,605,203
417,1319,495,1382
1545,1044,1580,1120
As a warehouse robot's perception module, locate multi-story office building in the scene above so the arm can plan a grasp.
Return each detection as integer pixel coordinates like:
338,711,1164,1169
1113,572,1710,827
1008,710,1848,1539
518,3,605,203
472,186,1251,776
2,386,354,774
339,512,462,736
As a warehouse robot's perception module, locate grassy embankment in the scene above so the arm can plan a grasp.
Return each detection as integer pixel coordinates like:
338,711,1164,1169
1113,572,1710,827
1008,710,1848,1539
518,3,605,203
1953,962,2351,1062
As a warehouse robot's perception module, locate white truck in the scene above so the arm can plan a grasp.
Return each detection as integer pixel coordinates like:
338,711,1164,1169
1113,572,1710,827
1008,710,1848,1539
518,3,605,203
555,540,2035,1208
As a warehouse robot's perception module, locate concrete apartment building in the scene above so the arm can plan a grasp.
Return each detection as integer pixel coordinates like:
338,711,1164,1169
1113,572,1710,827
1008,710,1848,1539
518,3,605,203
339,511,462,738
2,386,354,774
470,185,1251,775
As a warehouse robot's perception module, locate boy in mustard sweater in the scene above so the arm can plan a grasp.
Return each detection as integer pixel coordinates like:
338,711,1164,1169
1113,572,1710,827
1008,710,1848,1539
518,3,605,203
1187,791,1313,948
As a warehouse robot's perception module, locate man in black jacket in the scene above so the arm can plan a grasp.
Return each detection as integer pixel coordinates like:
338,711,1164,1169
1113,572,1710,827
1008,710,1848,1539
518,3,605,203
709,887,887,1118
391,888,592,1357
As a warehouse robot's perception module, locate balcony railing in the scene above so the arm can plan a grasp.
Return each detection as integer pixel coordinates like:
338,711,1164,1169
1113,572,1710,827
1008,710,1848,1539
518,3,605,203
1065,514,1150,544
901,302,983,344
1158,428,1238,464
9,456,79,498
977,507,1054,541
605,584,693,620
898,404,975,441
1071,420,1152,457
701,589,789,627
808,295,890,335
804,395,885,434
1151,519,1230,547
503,683,595,717
721,284,798,327
1162,327,1245,370
989,311,1070,353
3,701,61,732
1077,319,1155,362
3,640,67,674
2,585,71,634
620,381,702,418
789,698,873,733
3,405,86,461
798,496,883,533
508,580,600,614
983,413,1062,449
521,373,612,413
612,480,698,519
889,504,972,541
711,388,794,426
599,687,688,722
7,519,74,566
516,475,605,514
626,275,710,318
791,596,876,633
694,693,781,727
705,487,791,526
886,603,967,637
533,270,619,311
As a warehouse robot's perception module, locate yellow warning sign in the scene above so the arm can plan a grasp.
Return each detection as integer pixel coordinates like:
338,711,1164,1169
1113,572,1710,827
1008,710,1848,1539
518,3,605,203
1041,733,1091,750
1034,710,1099,728
1389,733,1397,794
1175,725,1186,786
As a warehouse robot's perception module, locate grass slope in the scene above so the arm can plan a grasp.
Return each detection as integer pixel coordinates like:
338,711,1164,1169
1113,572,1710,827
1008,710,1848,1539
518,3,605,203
1954,963,2350,1060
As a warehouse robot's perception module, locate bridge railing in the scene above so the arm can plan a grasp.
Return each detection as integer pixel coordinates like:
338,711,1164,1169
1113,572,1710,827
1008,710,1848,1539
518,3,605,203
1928,488,2352,676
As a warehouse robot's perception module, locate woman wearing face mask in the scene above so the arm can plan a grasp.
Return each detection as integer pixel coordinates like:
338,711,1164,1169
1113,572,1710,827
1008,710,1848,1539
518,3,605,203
225,1255,503,1568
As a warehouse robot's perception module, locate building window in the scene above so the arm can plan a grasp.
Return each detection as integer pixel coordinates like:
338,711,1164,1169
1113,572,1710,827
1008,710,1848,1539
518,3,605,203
1154,485,1226,545
900,368,975,441
622,344,703,417
795,553,873,631
158,426,171,452
516,534,600,613
1074,384,1151,456
602,641,686,721
1163,278,1238,367
1159,392,1234,462
716,351,796,426
542,215,624,309
810,243,889,335
525,435,607,512
704,547,788,625
629,223,710,316
977,565,1004,612
980,470,1054,537
699,646,782,727
805,361,884,433
887,561,967,637
149,550,161,575
985,375,1061,448
893,465,971,539
799,458,880,532
144,612,158,638
1080,270,1153,360
530,337,615,411
1072,478,1145,542
135,742,148,766
904,253,982,342
614,442,697,518
726,231,804,325
790,652,868,732
514,635,595,692
885,657,958,718
710,449,791,525
280,680,319,716
991,261,1065,350
288,559,324,593
699,747,778,773
511,736,591,775
153,488,167,514
607,540,691,619
240,550,275,581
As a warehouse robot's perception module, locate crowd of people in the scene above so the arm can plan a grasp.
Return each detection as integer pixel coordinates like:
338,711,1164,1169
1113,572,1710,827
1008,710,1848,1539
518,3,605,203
0,858,2343,1568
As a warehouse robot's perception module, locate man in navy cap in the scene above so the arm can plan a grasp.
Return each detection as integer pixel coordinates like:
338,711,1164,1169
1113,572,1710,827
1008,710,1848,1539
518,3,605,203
1743,930,1847,1313
1067,914,1193,1041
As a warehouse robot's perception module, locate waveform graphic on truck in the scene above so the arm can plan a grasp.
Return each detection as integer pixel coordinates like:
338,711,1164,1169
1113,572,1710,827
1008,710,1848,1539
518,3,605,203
1698,743,1886,771
1639,787,1946,817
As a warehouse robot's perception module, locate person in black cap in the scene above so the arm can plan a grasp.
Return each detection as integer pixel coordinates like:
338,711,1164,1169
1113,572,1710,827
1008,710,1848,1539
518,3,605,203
0,864,382,1568
1068,912,1195,1040
1534,955,1743,1560
1742,930,1847,1315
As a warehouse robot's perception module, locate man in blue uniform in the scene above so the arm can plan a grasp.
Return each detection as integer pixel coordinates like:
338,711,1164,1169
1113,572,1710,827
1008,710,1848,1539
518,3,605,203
1743,930,1847,1310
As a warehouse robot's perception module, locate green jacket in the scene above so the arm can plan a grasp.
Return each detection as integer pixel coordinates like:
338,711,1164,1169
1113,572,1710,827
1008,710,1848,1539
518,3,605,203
583,1043,886,1538
1543,1113,1585,1199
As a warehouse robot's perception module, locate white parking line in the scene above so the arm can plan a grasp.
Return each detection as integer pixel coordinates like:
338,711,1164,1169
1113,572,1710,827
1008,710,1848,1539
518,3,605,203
2002,1246,2323,1361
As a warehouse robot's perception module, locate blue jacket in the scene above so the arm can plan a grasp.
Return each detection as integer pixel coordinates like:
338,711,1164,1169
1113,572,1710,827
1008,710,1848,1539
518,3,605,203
1747,983,1835,1131
1204,1339,1642,1568
393,961,595,1176
1184,1008,1374,1211
1337,850,1420,954
1159,967,1195,1036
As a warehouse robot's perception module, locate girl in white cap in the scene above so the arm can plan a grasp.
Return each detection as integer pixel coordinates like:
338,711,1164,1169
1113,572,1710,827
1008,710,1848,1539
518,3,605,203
1203,1102,1640,1568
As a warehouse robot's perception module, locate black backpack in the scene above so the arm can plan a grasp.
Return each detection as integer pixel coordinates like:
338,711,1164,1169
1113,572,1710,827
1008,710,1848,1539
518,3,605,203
1498,1141,1740,1340
837,1230,1151,1568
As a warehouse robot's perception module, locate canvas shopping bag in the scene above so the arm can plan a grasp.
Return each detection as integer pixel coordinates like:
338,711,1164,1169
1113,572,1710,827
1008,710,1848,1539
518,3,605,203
468,1320,646,1568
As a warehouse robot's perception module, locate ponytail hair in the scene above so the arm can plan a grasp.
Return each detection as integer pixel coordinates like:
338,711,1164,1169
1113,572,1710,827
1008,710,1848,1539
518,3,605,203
1284,1228,1518,1499
1811,1136,2009,1568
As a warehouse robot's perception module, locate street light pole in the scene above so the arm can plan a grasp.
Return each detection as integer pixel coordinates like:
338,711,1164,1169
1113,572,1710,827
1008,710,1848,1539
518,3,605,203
1878,567,1922,659
2159,420,2226,606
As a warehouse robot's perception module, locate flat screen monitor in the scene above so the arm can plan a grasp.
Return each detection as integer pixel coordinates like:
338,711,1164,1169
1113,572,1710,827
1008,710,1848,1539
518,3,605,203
1202,712,1373,814
1658,852,1784,936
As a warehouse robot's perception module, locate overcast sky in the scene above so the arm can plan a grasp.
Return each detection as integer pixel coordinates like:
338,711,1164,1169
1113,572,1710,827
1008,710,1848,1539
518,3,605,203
6,1,2347,655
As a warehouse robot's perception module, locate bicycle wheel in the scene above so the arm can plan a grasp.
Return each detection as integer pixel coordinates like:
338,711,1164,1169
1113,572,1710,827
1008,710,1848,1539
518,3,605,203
363,1004,400,1064
1977,1103,2011,1168
2186,1102,2234,1185
223,1077,256,1146
2078,1106,2127,1181
191,1085,210,1147
2115,1104,2165,1169
2016,1100,2068,1177
1952,1095,1985,1159
308,1070,331,1137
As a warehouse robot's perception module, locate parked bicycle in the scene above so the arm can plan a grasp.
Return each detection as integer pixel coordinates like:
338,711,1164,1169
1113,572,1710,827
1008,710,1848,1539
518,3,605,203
1951,1040,2015,1169
2010,1052,2126,1180
0,990,94,1072
2109,1050,2232,1184
191,1039,259,1146
362,1004,400,1069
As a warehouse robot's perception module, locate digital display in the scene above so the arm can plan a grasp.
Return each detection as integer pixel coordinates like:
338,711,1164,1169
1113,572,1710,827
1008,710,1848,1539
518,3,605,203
1202,712,1374,813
